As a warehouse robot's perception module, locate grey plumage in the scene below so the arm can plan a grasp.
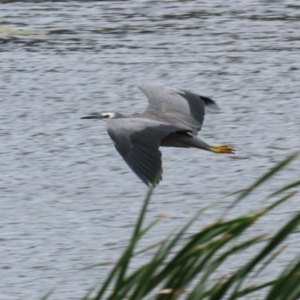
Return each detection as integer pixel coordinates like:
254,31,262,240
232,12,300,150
81,84,234,186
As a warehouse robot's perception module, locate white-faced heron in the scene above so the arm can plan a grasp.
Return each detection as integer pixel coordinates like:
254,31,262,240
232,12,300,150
81,84,235,186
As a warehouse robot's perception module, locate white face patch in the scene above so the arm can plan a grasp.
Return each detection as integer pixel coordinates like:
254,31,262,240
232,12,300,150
101,112,116,120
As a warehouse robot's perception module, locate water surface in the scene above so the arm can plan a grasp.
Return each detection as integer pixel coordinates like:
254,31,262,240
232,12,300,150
1,1,300,299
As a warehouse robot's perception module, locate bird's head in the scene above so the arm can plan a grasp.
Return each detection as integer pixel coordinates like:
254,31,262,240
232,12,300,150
80,112,123,121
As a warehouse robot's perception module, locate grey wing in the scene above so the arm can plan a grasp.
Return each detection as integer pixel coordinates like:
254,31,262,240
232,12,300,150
138,84,219,132
107,118,179,186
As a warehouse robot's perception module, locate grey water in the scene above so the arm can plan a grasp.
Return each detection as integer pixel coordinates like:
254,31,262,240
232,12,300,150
1,1,300,299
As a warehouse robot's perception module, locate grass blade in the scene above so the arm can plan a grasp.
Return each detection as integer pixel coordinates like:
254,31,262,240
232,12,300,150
229,151,299,208
268,179,300,198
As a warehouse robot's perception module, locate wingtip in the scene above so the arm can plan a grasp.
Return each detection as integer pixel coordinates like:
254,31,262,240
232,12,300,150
148,169,163,187
200,95,220,112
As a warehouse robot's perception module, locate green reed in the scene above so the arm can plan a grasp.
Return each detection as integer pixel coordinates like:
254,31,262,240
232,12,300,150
45,152,300,300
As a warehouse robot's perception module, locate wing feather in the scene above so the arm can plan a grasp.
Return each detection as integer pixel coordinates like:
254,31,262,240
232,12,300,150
107,118,179,185
138,83,219,133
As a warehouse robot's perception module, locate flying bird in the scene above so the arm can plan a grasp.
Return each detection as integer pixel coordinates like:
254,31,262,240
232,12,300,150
81,84,234,186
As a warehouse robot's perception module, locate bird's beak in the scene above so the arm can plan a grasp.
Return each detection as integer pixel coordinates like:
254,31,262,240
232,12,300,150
80,115,103,120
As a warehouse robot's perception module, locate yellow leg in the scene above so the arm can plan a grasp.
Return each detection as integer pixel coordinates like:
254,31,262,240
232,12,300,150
209,145,235,154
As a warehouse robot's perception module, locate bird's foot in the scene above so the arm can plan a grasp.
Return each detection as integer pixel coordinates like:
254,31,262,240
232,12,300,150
209,145,235,154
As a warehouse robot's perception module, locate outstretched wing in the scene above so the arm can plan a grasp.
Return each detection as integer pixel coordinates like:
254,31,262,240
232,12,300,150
107,117,179,186
138,84,219,133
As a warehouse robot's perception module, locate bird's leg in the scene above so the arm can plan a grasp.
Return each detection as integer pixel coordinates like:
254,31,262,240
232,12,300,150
193,138,235,154
185,135,235,154
208,145,235,154
161,133,235,154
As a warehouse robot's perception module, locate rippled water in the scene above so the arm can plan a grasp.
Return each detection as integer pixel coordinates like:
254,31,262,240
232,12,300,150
1,1,300,299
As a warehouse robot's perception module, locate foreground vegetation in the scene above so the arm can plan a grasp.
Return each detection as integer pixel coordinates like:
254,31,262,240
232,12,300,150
46,152,300,300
